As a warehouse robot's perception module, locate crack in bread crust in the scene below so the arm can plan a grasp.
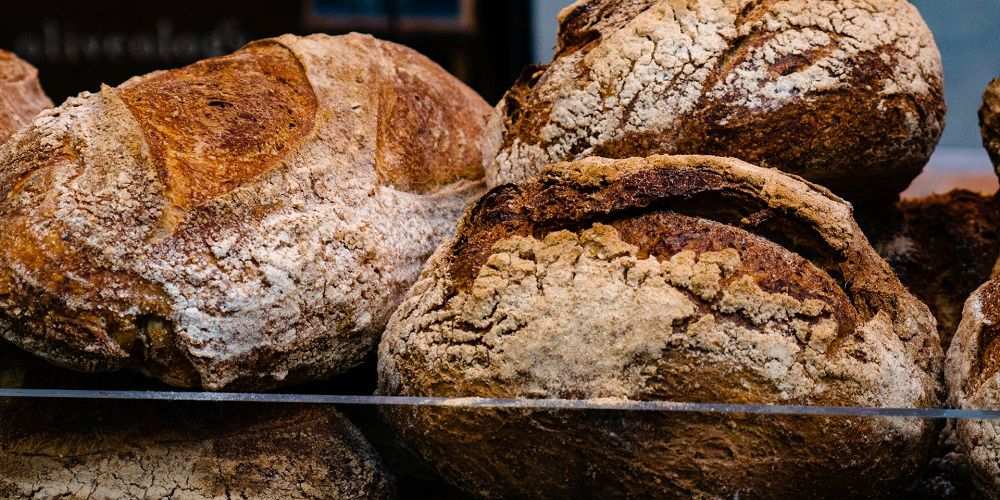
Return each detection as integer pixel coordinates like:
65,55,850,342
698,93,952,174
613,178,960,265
378,154,942,499
486,0,945,202
0,33,494,390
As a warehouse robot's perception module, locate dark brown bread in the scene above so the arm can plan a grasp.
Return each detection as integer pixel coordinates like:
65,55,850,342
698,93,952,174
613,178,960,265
485,0,945,203
0,49,51,143
861,190,1000,348
983,77,1000,171
0,33,493,390
379,155,943,499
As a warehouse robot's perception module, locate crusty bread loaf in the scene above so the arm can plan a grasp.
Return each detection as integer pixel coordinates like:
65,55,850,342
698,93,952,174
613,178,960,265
0,49,51,143
0,33,493,390
378,155,943,499
485,0,944,203
946,279,1000,499
861,190,1000,347
983,77,1000,171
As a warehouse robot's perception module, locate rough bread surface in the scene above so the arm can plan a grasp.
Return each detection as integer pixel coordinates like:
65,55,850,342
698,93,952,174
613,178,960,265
983,77,1000,171
946,279,1000,499
0,33,493,390
861,190,1000,348
0,50,52,143
486,0,944,202
378,155,943,499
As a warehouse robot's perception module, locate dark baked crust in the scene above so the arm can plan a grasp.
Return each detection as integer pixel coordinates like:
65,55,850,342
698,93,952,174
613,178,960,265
488,0,945,203
379,155,943,499
861,190,1000,348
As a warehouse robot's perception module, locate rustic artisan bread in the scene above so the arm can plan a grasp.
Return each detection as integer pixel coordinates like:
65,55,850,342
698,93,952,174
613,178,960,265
0,49,51,143
378,155,943,499
860,190,1000,347
485,0,945,203
983,77,1000,170
946,279,1000,499
0,33,493,390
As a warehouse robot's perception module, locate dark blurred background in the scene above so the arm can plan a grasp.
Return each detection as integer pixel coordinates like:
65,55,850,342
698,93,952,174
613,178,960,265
0,0,532,105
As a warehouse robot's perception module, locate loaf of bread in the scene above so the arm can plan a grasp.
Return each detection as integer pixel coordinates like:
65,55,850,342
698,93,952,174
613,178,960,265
0,49,51,143
983,77,1000,170
0,33,493,390
861,190,1000,347
378,155,943,498
485,0,944,203
946,279,1000,499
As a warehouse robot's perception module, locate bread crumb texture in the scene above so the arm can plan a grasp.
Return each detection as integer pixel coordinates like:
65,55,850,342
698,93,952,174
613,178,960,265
379,155,943,498
0,33,493,390
0,50,52,144
946,279,1000,499
486,0,944,201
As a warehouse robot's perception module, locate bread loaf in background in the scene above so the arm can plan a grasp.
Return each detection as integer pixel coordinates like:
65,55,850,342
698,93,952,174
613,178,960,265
0,33,494,390
946,279,1000,499
983,77,1000,170
0,49,51,143
379,155,943,499
860,190,1000,347
485,0,944,203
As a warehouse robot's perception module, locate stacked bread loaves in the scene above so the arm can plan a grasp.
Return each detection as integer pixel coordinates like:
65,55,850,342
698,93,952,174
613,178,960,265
379,155,943,498
0,33,494,390
484,0,944,203
0,49,51,143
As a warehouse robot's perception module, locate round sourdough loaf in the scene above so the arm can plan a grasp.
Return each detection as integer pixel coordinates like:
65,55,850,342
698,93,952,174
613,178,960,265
485,0,945,202
0,49,51,143
983,77,1000,170
0,33,493,390
378,155,943,499
946,279,1000,499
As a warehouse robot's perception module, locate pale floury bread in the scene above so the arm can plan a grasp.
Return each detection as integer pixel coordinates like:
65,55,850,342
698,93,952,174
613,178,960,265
946,279,1000,499
378,155,943,498
0,33,493,390
0,49,52,143
485,0,945,202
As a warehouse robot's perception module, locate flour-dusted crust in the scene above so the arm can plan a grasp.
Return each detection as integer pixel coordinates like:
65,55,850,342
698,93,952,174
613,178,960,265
946,279,1000,499
0,50,52,144
0,401,395,499
486,0,944,202
0,33,494,390
983,77,1000,171
378,155,943,498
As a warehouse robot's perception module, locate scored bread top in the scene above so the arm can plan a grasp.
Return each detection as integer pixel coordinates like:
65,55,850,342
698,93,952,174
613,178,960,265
486,0,945,202
381,155,942,406
0,33,492,389
0,50,52,143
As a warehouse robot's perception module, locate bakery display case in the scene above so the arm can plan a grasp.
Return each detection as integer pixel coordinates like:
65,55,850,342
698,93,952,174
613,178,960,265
2,0,1000,499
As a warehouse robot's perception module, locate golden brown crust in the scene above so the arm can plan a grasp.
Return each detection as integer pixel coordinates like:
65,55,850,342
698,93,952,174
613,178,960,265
374,41,490,193
487,0,945,203
0,50,52,143
379,155,943,499
0,34,493,390
119,42,318,219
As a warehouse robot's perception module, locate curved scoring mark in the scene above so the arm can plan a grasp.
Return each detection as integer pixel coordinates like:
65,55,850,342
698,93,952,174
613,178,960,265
118,42,317,229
